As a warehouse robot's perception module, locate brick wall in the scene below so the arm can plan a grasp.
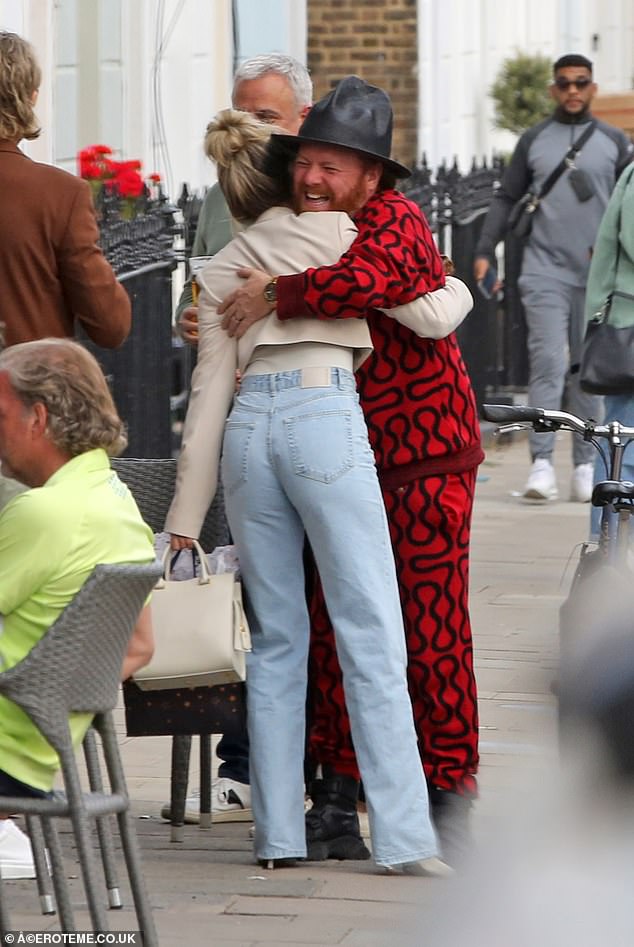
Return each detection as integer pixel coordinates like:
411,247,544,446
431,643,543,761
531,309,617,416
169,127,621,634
307,0,419,170
593,92,634,140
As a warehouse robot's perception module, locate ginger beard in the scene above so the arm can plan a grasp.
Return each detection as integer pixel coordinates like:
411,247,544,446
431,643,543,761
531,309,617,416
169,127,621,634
291,144,380,217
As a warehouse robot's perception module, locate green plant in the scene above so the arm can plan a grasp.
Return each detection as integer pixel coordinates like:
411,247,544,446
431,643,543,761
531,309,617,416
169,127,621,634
490,51,553,135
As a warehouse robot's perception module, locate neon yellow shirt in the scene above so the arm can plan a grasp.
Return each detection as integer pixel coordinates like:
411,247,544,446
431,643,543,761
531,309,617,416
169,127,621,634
0,449,155,790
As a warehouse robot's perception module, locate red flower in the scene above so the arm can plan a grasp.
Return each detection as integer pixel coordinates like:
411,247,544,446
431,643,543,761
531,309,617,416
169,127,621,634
80,160,105,180
77,145,116,180
115,159,143,173
148,172,162,183
77,144,148,216
113,168,145,199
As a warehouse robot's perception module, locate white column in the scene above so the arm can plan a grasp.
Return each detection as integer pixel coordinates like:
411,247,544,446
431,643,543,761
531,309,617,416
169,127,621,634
18,0,55,163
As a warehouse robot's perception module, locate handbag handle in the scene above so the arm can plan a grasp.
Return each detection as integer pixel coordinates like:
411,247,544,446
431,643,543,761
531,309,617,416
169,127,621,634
233,593,252,652
156,539,211,588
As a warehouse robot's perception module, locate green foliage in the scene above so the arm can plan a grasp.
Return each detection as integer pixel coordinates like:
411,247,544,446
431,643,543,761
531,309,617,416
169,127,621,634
490,51,553,135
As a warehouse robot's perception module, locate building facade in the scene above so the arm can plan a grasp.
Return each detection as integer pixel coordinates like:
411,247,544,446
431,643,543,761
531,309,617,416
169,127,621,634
1,0,632,192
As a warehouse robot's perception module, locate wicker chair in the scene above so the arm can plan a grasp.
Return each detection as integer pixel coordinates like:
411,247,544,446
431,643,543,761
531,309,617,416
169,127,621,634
110,457,231,841
0,562,161,940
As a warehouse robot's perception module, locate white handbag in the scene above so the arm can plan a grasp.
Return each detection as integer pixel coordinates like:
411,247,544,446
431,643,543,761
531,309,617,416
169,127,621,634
134,540,252,691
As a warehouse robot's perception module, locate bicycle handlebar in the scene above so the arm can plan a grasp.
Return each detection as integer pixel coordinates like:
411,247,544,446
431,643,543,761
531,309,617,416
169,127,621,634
481,404,544,424
482,404,634,440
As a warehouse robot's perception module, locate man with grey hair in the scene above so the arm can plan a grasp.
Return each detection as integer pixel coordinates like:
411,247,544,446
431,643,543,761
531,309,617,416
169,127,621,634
175,53,312,342
0,338,155,879
162,53,312,828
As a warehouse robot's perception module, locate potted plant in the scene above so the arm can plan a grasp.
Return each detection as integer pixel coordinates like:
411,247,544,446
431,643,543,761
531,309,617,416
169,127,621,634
490,51,553,135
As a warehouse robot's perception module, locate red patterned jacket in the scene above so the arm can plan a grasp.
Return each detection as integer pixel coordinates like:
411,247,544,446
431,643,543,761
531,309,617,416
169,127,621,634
277,190,483,486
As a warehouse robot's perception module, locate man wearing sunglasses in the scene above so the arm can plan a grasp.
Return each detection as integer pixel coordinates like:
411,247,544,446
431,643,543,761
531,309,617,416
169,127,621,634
474,54,633,504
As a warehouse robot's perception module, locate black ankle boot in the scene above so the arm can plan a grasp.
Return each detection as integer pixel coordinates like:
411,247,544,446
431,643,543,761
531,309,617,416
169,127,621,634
429,786,473,867
305,774,371,861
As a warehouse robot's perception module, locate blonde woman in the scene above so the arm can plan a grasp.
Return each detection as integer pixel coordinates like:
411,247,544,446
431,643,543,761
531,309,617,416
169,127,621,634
166,109,470,873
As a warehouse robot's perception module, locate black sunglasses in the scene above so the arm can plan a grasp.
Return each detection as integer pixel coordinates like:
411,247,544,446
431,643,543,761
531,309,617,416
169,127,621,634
554,77,593,91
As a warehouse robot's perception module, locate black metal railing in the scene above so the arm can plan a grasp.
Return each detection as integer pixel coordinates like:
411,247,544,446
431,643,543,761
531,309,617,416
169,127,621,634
81,190,182,458
402,155,528,411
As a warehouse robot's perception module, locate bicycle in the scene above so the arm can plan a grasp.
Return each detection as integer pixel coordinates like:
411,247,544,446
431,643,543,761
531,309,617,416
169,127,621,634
481,403,634,569
482,403,634,747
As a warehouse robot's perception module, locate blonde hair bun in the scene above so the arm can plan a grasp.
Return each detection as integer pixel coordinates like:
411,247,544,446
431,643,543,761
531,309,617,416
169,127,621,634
205,108,272,168
202,108,290,222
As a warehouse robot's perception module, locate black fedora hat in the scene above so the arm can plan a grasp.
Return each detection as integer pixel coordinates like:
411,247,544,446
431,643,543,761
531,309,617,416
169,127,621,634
271,75,411,178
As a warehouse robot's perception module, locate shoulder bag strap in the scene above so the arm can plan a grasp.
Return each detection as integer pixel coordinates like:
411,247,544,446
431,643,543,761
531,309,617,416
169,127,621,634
536,120,597,203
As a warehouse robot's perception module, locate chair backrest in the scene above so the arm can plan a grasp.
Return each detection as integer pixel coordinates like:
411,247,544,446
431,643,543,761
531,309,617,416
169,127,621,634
0,561,162,755
110,457,230,552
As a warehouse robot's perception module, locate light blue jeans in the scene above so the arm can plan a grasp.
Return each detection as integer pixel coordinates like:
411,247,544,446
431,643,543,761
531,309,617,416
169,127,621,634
590,394,634,541
221,370,437,864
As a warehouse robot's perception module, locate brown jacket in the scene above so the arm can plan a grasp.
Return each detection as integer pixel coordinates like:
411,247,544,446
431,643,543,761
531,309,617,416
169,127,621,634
0,141,131,348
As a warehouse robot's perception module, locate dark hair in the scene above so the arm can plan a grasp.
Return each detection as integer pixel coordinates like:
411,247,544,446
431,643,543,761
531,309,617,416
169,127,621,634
262,134,297,186
553,54,593,75
378,167,397,192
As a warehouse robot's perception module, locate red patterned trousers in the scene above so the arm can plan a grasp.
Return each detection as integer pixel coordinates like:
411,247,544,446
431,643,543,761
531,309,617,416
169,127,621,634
308,469,479,795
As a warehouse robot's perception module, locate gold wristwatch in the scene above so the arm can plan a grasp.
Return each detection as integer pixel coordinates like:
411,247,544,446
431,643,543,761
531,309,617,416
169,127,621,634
263,277,278,306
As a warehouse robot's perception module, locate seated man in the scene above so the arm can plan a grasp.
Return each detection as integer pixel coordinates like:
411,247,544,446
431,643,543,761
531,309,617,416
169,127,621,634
0,338,156,879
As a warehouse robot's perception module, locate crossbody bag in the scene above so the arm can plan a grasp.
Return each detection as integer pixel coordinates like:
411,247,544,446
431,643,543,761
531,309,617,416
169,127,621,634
508,120,597,239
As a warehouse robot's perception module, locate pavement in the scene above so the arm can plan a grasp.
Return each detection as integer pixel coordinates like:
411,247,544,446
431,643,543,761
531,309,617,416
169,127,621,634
5,429,595,946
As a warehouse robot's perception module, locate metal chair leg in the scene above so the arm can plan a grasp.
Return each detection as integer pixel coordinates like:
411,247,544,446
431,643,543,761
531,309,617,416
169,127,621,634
25,815,55,915
0,864,11,933
60,757,109,933
83,730,122,908
169,735,192,842
41,817,76,932
115,808,158,947
199,735,212,828
97,712,158,941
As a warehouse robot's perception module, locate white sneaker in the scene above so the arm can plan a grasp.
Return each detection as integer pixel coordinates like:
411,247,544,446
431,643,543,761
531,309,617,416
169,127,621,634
380,857,454,878
522,458,558,502
0,819,36,880
160,776,252,824
570,462,594,503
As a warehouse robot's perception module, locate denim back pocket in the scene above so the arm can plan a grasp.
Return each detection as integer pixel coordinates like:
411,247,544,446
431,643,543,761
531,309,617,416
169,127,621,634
284,409,354,483
222,421,255,496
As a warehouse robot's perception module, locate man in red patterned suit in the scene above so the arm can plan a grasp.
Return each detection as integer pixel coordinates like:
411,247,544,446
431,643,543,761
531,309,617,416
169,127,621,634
219,76,483,865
